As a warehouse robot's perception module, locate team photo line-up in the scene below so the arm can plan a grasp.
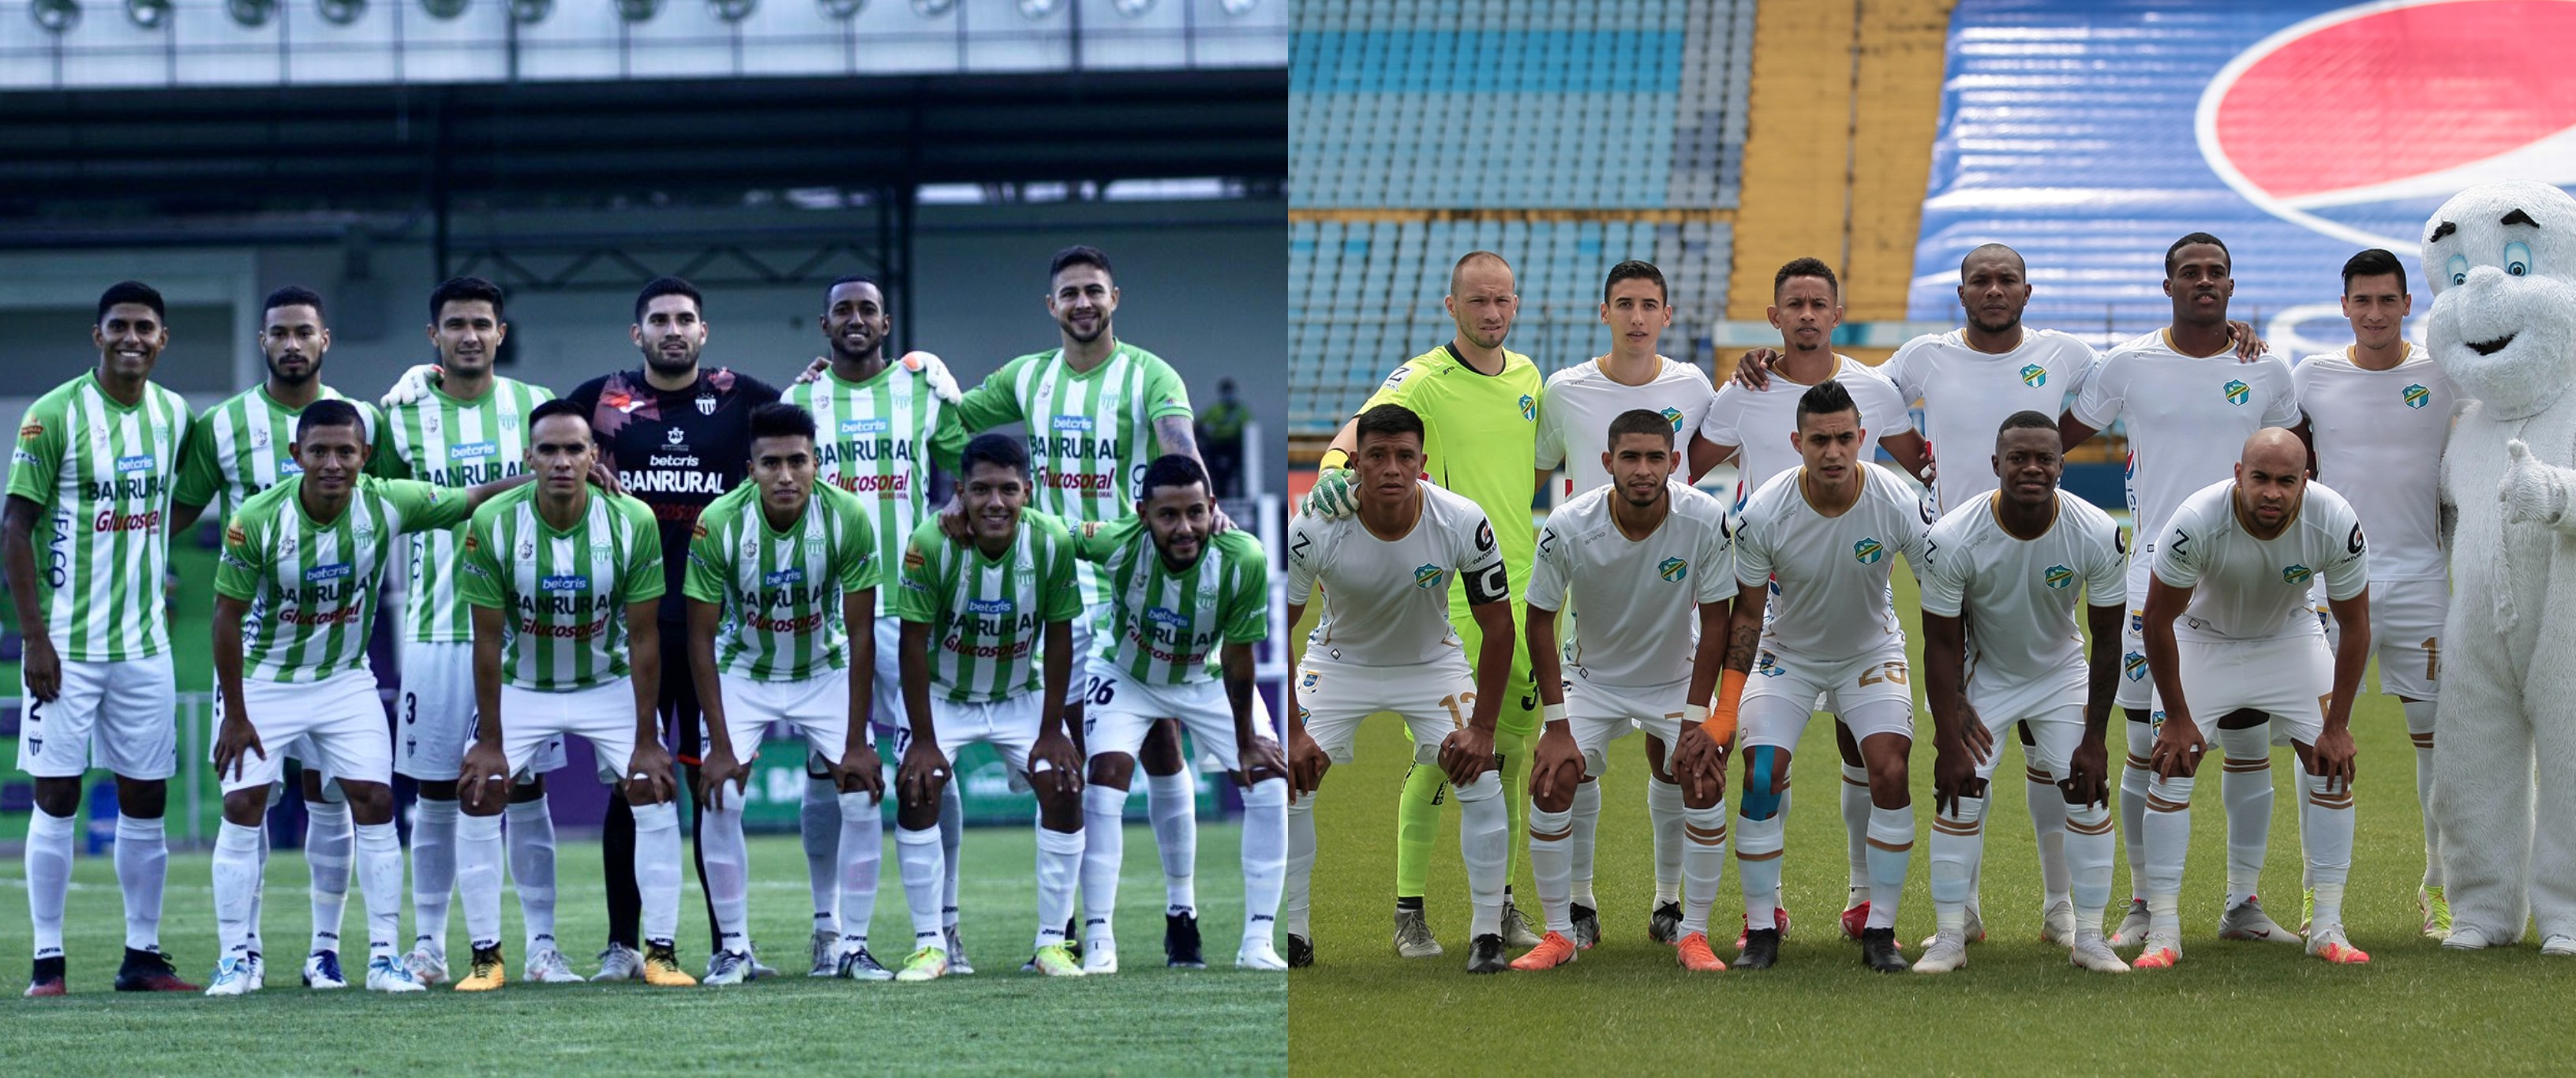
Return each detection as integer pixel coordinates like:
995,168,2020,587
1286,211,2538,975
11,243,1290,998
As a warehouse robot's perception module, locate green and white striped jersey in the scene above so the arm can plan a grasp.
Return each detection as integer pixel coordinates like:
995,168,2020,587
215,476,472,683
457,485,665,693
373,378,554,644
889,510,1083,704
6,372,193,662
683,481,882,683
783,363,967,616
174,384,380,519
953,342,1193,605
1072,518,1268,686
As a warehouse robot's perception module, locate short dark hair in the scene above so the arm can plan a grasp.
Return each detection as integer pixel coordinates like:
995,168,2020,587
2341,248,2408,296
1353,402,1425,448
429,275,505,323
97,281,166,324
264,285,326,322
2164,232,2230,278
1607,407,1676,449
826,275,883,305
1796,379,1858,428
1997,410,2057,437
1774,256,1839,299
635,275,702,324
528,397,590,435
961,432,1028,479
1050,245,1113,282
1138,455,1208,500
1603,260,1668,304
748,402,817,447
294,398,365,442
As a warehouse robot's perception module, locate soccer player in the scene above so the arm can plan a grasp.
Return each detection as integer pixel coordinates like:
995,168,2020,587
1301,249,1546,957
686,402,889,983
1070,455,1287,971
2060,233,2303,947
453,399,691,990
1530,260,1716,946
1284,402,1518,973
2291,248,2453,938
786,274,970,974
1914,411,2129,974
10,281,199,996
375,277,575,986
887,433,1087,981
1717,380,1932,973
1512,410,1735,973
204,399,525,995
169,284,382,991
2135,428,2371,968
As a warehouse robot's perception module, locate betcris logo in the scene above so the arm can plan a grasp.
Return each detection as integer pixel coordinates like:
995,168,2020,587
966,597,1016,615
541,574,589,593
840,418,889,436
114,453,154,474
1147,606,1190,631
450,440,498,462
1051,415,1095,433
303,563,352,584
765,567,806,586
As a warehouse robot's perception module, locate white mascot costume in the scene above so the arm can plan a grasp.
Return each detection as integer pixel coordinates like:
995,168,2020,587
2424,179,2576,953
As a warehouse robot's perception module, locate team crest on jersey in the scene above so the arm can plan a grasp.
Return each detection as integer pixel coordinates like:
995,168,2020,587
2282,564,2314,586
1413,563,1444,590
1754,650,1783,677
665,428,686,446
2044,564,2074,590
1852,538,1884,564
696,392,717,417
2124,652,2147,680
275,532,298,560
1660,407,1683,431
1658,556,1688,582
2222,380,2250,406
249,425,270,450
2403,384,2430,410
2020,364,2046,387
421,414,440,437
517,538,537,562
1518,395,1534,422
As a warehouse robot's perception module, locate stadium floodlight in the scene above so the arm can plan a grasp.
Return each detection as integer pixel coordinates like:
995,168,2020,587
420,0,466,17
1218,0,1253,13
508,0,547,21
616,0,657,20
710,0,753,21
317,0,364,24
228,0,276,25
818,0,859,18
32,0,79,32
908,0,952,15
125,0,170,29
1013,0,1058,18
1111,0,1150,14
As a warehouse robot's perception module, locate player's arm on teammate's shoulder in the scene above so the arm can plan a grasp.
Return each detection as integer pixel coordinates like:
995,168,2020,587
2226,319,2267,361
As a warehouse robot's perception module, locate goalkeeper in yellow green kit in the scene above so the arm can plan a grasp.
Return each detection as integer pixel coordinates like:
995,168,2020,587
1298,250,1549,955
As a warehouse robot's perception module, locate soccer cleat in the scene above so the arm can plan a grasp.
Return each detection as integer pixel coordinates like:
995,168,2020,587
246,952,266,991
1237,938,1288,971
1507,930,1577,971
1286,934,1314,968
1912,930,1968,973
2132,936,2182,970
1393,907,1443,958
1029,942,1085,977
1860,927,1907,972
2421,885,2453,939
1840,895,1871,941
2108,899,2153,948
745,944,779,981
1648,901,1683,945
1464,933,1508,974
944,926,976,975
2542,935,2576,957
703,950,751,986
1165,911,1206,969
404,945,449,986
2217,896,2301,943
1063,919,1084,964
1735,907,1792,950
114,947,200,992
301,950,348,990
2306,926,2370,964
895,946,949,983
365,955,427,993
1083,938,1120,975
1675,931,1727,972
810,928,840,977
2301,889,2315,937
452,945,507,991
204,956,255,997
2038,900,2077,947
2443,925,2496,951
1569,904,1601,950
591,943,643,983
835,947,896,982
642,942,697,986
2070,934,2131,973
1921,908,1986,949
1500,897,1543,949
1736,928,1781,971
25,956,66,998
524,946,582,983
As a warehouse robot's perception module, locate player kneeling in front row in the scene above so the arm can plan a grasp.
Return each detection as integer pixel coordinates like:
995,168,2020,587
1513,410,1738,973
455,399,693,990
889,434,1088,980
208,399,526,994
2136,428,2371,969
1285,403,1518,973
1914,412,2129,973
687,403,892,983
1073,456,1290,972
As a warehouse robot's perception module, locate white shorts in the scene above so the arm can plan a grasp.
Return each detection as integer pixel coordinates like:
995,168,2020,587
884,692,1049,777
495,681,642,784
1740,641,1915,750
1293,654,1474,767
1563,674,1687,779
2325,577,2443,701
221,670,393,794
397,640,564,782
2154,634,2330,747
1081,657,1275,773
1965,699,2083,785
713,669,854,764
2117,556,2155,710
17,653,176,780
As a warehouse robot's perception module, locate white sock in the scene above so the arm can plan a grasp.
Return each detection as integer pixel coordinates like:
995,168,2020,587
455,812,505,953
504,796,558,954
701,799,751,954
1456,773,1509,939
1679,803,1728,935
1840,762,1871,897
1081,784,1130,947
1864,804,1913,930
1930,792,1986,934
897,825,945,949
2301,769,2356,930
1646,776,1686,906
2143,774,2194,939
939,784,964,930
804,776,841,938
634,800,683,947
1736,810,1786,926
213,821,262,962
837,792,882,953
354,822,405,962
2026,764,2070,910
1147,767,1199,915
1568,779,1601,910
2121,718,2154,898
1240,779,1287,945
1526,803,1575,934
2065,799,2116,937
2216,724,2273,908
2406,699,2441,889
1035,827,1084,949
305,799,354,955
410,798,459,956
249,818,268,956
114,814,167,953
1284,791,1317,938
25,807,73,960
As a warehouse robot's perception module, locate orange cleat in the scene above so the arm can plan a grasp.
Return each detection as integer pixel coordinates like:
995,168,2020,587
1676,931,1728,972
2132,945,2181,970
1507,931,1578,971
2307,930,2370,965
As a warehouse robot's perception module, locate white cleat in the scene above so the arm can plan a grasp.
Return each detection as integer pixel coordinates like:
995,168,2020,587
301,950,348,990
403,946,448,986
809,928,840,978
1082,938,1119,975
1920,908,1986,949
1236,938,1288,971
1500,898,1544,949
1911,930,1969,973
2542,935,2576,956
204,956,254,997
2070,934,2131,973
592,943,644,982
246,953,266,992
2442,925,2496,951
2216,896,2301,943
944,926,976,976
2107,899,2151,948
523,946,582,983
1393,908,1443,959
2038,900,2077,947
702,950,752,986
365,955,427,993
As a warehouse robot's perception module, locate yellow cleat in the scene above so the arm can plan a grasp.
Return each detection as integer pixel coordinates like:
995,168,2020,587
1029,943,1085,977
1508,931,1578,971
1675,931,1728,972
2421,886,2453,939
452,946,507,992
642,943,698,986
895,946,949,983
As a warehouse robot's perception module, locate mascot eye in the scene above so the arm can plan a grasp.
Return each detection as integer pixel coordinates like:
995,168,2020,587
2448,254,2470,286
2505,241,2533,277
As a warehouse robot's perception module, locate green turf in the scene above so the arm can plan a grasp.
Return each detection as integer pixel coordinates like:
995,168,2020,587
0,828,1285,1076
1287,565,2576,1075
